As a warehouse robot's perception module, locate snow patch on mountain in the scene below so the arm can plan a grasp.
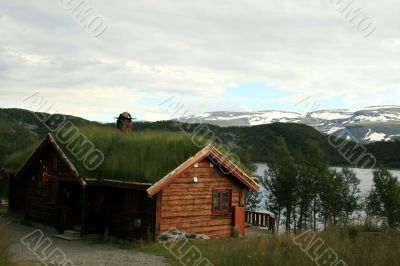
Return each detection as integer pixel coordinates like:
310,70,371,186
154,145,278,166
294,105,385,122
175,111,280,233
182,106,400,143
310,110,354,120
363,129,387,142
248,111,303,125
326,127,345,135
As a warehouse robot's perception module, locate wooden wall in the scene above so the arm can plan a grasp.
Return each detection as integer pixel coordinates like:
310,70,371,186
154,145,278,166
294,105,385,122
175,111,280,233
11,141,156,239
157,158,245,238
9,176,25,211
14,145,79,227
24,160,58,226
102,187,154,239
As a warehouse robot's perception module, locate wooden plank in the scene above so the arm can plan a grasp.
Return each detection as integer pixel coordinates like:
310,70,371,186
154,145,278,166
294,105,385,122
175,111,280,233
239,189,245,207
159,156,248,239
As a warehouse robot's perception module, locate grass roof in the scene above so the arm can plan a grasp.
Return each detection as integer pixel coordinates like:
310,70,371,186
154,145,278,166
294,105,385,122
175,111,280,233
4,126,254,185
55,126,204,183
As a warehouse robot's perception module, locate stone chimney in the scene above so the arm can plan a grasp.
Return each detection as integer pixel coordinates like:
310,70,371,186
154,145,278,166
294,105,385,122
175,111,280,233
117,112,133,133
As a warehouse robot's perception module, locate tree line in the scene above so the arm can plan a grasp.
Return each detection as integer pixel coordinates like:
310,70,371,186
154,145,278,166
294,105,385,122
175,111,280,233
247,137,400,234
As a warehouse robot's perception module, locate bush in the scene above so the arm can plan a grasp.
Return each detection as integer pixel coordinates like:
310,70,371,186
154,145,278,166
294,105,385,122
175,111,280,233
363,223,381,233
347,226,360,240
231,227,240,238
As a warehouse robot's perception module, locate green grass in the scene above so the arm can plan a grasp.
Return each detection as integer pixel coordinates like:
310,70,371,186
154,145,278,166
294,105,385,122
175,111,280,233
0,206,7,216
57,126,205,183
3,126,205,183
0,223,12,266
138,228,400,266
4,125,253,184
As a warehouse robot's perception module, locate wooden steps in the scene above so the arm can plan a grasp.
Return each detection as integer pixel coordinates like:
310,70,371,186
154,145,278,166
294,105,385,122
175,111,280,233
53,225,82,240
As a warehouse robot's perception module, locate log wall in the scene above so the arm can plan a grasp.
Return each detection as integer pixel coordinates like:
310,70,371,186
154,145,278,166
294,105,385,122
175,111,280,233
18,145,79,226
102,188,154,239
158,158,245,238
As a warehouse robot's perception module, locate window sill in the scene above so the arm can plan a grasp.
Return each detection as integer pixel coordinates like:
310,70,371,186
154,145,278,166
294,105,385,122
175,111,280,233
212,212,232,216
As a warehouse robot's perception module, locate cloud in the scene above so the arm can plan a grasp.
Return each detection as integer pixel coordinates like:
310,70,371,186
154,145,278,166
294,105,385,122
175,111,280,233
0,0,399,121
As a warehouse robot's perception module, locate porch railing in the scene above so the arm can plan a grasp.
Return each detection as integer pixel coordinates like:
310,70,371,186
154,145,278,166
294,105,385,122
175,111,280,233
245,210,276,232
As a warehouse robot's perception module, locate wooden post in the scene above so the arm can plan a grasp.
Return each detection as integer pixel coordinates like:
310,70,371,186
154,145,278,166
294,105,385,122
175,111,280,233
155,192,162,234
151,195,157,241
270,216,276,233
81,187,87,235
239,189,245,207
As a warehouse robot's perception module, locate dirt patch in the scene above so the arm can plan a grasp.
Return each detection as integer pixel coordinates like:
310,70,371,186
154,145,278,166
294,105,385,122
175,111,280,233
1,217,167,266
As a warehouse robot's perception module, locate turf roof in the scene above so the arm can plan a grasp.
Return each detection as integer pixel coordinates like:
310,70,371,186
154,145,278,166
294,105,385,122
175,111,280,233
54,126,205,184
4,126,255,185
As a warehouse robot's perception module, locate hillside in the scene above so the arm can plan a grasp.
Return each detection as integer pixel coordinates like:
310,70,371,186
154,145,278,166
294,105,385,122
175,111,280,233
0,108,104,165
0,108,399,169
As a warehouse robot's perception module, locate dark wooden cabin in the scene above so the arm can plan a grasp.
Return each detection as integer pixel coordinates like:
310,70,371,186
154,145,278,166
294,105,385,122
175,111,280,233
9,129,260,239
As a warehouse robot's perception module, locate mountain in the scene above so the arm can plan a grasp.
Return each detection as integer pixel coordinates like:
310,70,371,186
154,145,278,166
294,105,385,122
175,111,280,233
181,106,400,143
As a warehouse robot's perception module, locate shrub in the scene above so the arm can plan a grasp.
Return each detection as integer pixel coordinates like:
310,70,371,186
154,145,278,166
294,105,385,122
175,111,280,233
231,227,240,238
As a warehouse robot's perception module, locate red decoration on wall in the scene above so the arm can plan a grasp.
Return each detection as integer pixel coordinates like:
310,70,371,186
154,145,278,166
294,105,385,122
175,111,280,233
42,171,50,186
39,160,50,186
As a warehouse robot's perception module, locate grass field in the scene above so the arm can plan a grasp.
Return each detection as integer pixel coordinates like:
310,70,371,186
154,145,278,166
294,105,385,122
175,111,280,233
140,227,400,266
0,222,12,266
0,207,7,216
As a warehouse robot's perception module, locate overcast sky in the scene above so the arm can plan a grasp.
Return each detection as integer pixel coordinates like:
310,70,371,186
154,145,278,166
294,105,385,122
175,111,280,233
0,0,399,122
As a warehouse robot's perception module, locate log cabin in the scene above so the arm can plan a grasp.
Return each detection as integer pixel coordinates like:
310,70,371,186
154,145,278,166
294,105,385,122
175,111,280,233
7,125,260,239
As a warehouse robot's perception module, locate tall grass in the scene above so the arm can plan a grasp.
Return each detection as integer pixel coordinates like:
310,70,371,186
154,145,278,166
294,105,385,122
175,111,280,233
0,223,12,266
57,126,205,183
143,228,400,266
2,126,205,183
3,125,253,183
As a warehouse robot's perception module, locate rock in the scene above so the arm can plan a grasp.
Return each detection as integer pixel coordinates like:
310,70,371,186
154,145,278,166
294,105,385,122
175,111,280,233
157,234,170,241
157,229,210,242
197,234,210,240
185,233,197,239
170,229,182,235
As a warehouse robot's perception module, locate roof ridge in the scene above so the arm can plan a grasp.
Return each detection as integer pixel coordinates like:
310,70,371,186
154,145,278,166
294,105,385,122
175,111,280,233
147,143,259,196
207,144,259,186
48,133,85,185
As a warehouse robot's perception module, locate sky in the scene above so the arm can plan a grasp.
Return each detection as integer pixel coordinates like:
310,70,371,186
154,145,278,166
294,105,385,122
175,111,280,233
0,0,400,122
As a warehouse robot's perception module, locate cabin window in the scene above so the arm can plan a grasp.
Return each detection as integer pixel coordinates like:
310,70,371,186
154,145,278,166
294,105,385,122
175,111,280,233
213,189,232,215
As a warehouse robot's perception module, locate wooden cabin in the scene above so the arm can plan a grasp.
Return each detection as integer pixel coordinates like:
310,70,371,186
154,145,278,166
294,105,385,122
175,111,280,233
8,128,260,239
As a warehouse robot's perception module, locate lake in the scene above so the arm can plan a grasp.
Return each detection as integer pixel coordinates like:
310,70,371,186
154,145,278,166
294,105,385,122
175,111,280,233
254,163,400,195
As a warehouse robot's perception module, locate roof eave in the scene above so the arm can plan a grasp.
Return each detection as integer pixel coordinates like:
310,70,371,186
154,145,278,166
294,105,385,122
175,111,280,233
147,144,260,197
85,178,153,190
15,133,86,187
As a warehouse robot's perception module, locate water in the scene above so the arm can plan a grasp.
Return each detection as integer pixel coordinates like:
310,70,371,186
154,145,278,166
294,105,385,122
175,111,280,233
254,164,400,230
254,163,400,195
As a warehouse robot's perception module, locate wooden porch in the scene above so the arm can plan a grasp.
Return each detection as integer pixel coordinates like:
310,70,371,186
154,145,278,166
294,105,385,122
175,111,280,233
245,210,276,233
